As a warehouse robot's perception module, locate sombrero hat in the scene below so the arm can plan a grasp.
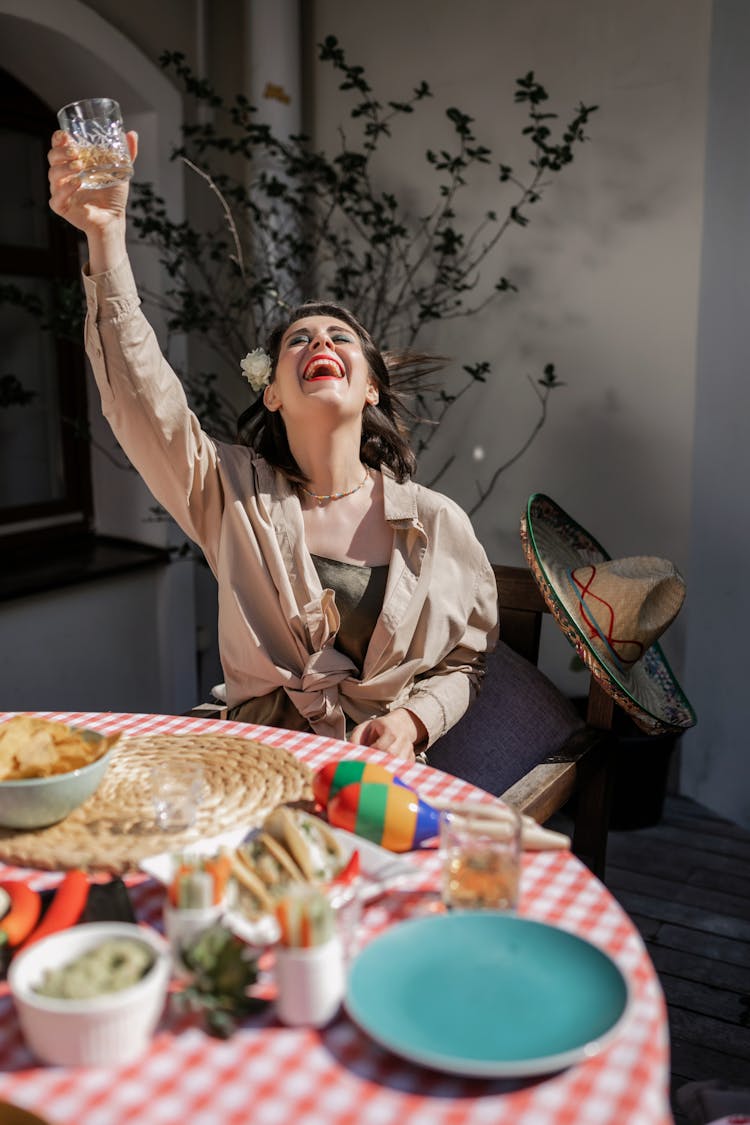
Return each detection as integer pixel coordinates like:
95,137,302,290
520,493,696,736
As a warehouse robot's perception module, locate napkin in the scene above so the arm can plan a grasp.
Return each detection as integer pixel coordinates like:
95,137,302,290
433,800,570,851
519,816,571,851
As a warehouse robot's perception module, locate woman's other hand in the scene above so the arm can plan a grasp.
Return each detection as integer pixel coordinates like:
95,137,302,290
48,130,137,269
349,708,428,764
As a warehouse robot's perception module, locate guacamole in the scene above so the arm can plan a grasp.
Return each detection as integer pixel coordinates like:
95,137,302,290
33,937,155,1000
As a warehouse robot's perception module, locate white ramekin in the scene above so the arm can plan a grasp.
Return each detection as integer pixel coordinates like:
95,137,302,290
8,921,171,1067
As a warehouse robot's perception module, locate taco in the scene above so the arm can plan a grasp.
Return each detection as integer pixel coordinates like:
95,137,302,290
231,831,305,917
263,806,344,883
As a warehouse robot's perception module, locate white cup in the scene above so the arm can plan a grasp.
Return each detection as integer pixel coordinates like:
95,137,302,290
274,936,345,1028
163,903,224,971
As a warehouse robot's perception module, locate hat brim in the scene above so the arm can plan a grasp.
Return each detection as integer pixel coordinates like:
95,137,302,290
520,494,696,735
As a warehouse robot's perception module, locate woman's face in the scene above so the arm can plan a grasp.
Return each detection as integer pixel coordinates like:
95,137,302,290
263,315,379,422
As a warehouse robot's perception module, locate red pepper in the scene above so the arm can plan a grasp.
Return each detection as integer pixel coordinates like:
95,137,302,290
19,869,89,951
331,850,360,886
0,881,42,947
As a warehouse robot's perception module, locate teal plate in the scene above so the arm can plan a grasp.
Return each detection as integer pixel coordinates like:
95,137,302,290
345,913,631,1078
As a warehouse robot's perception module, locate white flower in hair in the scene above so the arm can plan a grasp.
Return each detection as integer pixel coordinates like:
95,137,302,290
240,348,272,392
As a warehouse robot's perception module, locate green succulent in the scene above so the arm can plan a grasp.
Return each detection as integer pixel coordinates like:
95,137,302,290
173,922,268,1039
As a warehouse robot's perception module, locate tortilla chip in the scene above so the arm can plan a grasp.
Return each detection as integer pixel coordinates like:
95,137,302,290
0,716,119,781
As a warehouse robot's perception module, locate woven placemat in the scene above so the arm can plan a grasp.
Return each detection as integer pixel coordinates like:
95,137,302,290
0,734,313,874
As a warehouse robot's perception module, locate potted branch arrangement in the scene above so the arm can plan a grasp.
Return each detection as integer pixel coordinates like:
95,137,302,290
123,38,597,515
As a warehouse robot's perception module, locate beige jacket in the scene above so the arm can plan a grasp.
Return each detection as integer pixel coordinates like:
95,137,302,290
83,258,499,747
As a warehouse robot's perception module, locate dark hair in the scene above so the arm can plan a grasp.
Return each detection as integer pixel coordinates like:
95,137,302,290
236,300,443,485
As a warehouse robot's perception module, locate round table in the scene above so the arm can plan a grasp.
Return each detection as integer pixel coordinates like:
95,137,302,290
0,711,672,1125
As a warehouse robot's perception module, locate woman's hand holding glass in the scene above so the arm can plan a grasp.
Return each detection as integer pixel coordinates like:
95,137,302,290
48,129,138,243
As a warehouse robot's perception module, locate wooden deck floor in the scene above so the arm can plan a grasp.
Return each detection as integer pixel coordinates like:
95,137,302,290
603,793,750,1123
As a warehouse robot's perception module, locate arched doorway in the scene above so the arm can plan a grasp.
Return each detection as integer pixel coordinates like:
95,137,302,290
0,0,184,544
0,1,203,715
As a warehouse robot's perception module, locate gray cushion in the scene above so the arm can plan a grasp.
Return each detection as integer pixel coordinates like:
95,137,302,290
426,641,584,796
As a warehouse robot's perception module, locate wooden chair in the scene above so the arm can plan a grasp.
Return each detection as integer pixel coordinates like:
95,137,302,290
492,565,615,879
188,562,617,879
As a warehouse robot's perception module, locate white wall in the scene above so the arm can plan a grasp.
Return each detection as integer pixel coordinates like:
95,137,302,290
0,568,185,713
681,0,750,828
310,0,710,699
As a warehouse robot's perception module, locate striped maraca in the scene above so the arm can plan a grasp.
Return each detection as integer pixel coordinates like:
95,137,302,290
327,780,439,852
312,758,411,808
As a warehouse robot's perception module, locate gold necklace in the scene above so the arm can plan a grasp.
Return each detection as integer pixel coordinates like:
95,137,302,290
300,466,370,504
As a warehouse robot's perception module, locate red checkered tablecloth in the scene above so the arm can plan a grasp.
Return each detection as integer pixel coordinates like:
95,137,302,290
0,712,673,1125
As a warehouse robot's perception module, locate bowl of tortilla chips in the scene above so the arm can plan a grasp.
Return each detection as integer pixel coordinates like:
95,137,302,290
0,716,120,829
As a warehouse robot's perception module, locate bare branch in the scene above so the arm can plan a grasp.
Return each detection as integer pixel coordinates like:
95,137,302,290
182,156,246,280
468,376,551,516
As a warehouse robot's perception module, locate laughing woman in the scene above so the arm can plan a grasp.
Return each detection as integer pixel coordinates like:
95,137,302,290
48,130,498,764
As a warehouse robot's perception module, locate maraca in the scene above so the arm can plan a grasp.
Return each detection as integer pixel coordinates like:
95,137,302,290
327,781,440,852
312,759,411,808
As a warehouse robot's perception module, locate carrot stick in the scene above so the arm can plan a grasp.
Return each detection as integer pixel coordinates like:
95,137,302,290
19,869,89,950
275,899,290,947
204,853,232,904
168,860,193,907
0,882,42,947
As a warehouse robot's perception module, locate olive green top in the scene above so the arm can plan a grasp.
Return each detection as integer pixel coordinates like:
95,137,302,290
310,554,388,668
228,555,388,731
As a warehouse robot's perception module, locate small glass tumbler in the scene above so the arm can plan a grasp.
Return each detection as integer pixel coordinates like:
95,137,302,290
150,762,205,833
56,98,134,190
326,880,362,965
440,802,522,912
